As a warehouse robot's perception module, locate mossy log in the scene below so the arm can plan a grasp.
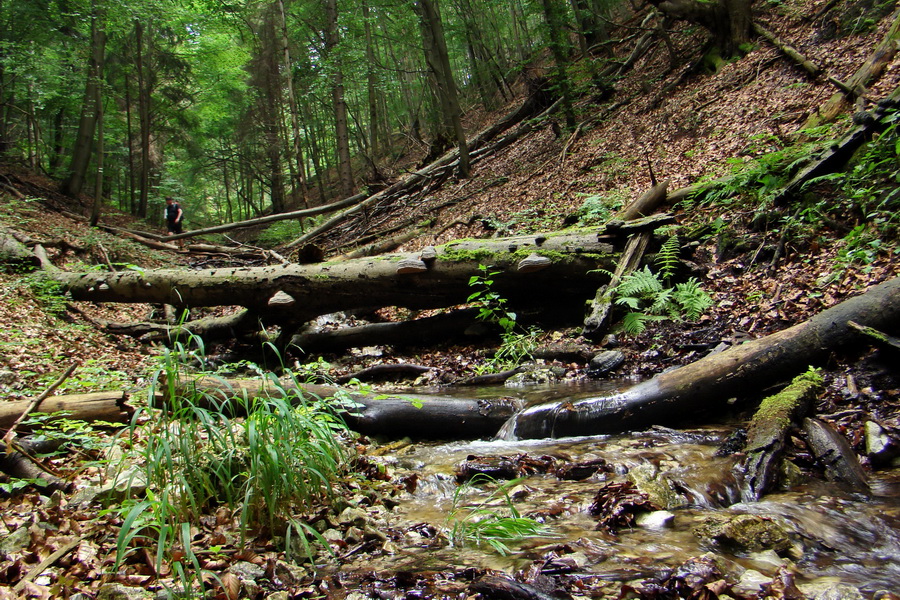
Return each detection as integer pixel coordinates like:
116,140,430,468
501,276,900,440
164,377,522,440
740,369,823,502
49,223,672,323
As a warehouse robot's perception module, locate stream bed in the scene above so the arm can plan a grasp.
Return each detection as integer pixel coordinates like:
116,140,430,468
334,383,900,599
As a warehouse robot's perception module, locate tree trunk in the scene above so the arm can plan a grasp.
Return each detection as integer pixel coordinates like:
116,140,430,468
501,276,900,439
278,0,308,208
325,0,355,199
50,227,629,322
652,0,752,57
165,378,521,440
62,7,106,198
414,0,471,177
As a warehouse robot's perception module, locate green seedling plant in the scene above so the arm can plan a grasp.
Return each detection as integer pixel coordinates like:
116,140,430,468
468,265,542,372
446,474,550,555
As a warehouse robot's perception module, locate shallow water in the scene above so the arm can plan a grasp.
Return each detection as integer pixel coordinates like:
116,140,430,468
346,385,900,595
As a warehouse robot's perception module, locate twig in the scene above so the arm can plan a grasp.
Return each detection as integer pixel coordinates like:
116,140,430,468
2,363,79,448
13,535,88,593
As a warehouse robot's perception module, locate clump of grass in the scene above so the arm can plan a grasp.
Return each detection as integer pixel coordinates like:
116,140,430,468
446,474,550,555
111,335,354,590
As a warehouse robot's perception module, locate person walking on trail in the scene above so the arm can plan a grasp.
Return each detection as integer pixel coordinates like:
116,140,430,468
165,197,184,236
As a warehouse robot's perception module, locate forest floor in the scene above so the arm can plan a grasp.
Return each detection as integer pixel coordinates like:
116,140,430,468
1,0,900,598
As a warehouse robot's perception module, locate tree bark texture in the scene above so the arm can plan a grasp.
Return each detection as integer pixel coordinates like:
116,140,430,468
501,276,900,439
0,391,133,432
740,370,822,502
166,377,522,440
51,227,631,322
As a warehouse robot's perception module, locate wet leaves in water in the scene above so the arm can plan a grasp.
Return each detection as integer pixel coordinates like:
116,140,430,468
588,481,659,535
455,453,557,482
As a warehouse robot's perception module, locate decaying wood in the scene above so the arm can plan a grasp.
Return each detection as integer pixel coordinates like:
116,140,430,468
802,417,870,491
740,370,822,502
848,320,900,351
470,575,564,600
775,89,899,204
49,228,624,322
290,308,489,355
166,377,522,439
3,363,79,449
0,228,41,271
805,8,900,126
583,181,668,338
0,391,133,432
100,309,258,343
501,276,900,440
0,443,69,492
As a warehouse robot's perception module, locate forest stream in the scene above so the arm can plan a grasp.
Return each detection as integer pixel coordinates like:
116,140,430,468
333,382,900,598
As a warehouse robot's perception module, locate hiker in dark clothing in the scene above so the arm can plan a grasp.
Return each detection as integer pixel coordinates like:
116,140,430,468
165,197,184,235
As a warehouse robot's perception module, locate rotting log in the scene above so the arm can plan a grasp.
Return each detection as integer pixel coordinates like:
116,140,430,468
48,227,633,321
802,417,869,492
165,377,522,440
583,181,669,339
500,276,900,440
0,391,133,432
740,369,823,502
805,8,900,127
776,89,899,204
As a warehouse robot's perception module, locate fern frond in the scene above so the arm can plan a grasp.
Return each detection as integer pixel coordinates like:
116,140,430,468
615,266,663,298
648,287,674,315
673,278,714,320
655,235,681,281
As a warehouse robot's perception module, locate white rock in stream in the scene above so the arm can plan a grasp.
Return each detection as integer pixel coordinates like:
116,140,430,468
798,578,865,600
635,510,675,529
732,569,770,597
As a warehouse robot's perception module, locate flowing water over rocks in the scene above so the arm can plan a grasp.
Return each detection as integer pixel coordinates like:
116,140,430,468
341,384,900,598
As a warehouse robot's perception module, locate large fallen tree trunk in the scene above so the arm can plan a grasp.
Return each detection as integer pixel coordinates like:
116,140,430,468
164,377,522,439
49,222,673,322
500,275,900,439
0,391,134,432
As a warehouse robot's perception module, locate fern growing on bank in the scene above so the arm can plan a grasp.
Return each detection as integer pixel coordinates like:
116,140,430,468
613,266,713,335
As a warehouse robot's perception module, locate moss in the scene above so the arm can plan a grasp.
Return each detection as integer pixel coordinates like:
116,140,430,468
750,368,824,429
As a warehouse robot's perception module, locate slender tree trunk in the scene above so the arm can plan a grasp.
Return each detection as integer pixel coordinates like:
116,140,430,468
414,0,471,177
277,0,309,208
135,21,151,219
540,0,576,128
62,7,106,197
89,89,104,227
325,0,355,199
363,0,381,181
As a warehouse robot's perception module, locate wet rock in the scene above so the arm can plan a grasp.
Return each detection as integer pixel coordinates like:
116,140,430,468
865,421,899,465
97,584,153,600
803,418,869,491
745,549,788,575
587,350,625,377
628,463,687,509
731,569,771,598
798,579,866,600
635,510,675,529
694,513,792,554
555,458,610,480
456,453,556,482
505,368,559,387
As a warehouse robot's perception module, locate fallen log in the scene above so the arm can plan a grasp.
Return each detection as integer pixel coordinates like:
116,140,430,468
775,89,899,204
500,275,900,439
740,369,823,502
166,377,523,439
49,227,628,321
0,391,133,432
804,8,900,127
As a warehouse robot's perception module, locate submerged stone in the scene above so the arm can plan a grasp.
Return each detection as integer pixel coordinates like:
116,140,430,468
694,513,793,554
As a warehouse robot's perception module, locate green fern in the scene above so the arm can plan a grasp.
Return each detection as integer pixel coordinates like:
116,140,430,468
672,278,714,320
655,235,681,281
612,267,712,334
